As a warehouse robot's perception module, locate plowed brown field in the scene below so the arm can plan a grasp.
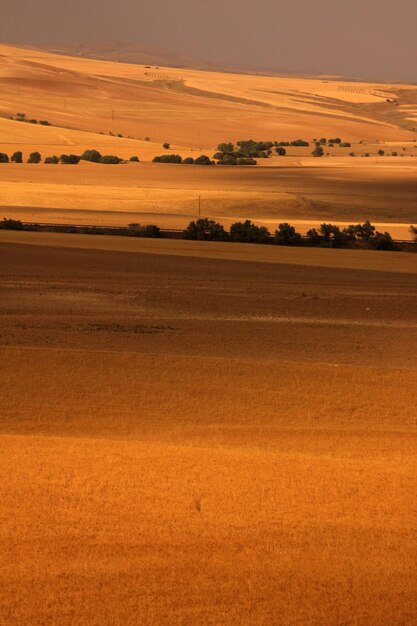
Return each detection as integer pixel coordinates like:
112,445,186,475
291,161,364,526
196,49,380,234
1,232,416,625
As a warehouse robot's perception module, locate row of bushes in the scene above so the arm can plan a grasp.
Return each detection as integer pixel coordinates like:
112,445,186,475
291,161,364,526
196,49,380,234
0,149,141,164
3,217,414,252
153,154,214,165
1,218,161,238
184,219,403,250
212,138,355,161
12,112,51,126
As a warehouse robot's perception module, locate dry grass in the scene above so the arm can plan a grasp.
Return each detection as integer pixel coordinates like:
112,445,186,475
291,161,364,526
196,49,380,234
1,39,417,624
1,161,416,235
0,235,416,624
1,44,417,234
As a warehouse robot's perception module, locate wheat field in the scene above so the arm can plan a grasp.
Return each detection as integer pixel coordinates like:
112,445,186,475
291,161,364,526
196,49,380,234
1,38,417,625
1,44,417,235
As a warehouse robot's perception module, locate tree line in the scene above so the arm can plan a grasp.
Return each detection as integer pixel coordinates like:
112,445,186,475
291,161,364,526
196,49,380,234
184,219,405,251
3,217,413,253
0,149,141,165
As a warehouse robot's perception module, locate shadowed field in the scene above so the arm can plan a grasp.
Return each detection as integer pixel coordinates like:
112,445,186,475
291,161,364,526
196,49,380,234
0,233,416,625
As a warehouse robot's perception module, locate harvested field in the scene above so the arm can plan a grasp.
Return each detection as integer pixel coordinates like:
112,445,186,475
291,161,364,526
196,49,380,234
0,233,416,625
1,44,417,237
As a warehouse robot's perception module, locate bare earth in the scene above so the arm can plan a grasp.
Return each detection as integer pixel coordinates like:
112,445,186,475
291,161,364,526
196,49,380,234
0,232,416,625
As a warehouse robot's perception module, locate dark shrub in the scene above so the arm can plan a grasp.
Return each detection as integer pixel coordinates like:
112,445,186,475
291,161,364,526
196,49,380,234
128,223,161,237
307,224,348,247
28,152,41,163
344,221,376,243
306,228,321,245
275,147,286,156
60,154,81,164
274,223,302,246
80,149,102,162
183,157,194,164
311,146,324,157
153,154,182,163
162,143,171,149
237,157,257,165
0,153,10,163
194,155,213,165
2,217,23,230
230,220,270,244
184,218,228,241
129,156,140,162
217,142,234,154
98,155,122,164
369,231,398,251
45,155,59,164
217,154,238,166
142,224,161,238
11,151,23,163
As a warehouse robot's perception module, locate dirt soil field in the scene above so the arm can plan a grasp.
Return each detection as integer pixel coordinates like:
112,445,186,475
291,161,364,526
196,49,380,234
1,231,416,625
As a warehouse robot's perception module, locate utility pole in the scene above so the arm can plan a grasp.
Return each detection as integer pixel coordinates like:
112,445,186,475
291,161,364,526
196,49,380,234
198,195,201,217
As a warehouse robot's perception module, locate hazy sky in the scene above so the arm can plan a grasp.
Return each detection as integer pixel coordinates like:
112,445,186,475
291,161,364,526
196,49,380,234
1,0,416,81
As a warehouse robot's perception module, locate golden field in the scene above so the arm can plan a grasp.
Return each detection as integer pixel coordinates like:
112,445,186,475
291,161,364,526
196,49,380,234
0,44,417,236
1,40,417,625
0,231,416,625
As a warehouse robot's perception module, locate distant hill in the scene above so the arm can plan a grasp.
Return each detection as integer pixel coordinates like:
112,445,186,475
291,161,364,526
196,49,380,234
41,40,225,71
40,40,295,76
